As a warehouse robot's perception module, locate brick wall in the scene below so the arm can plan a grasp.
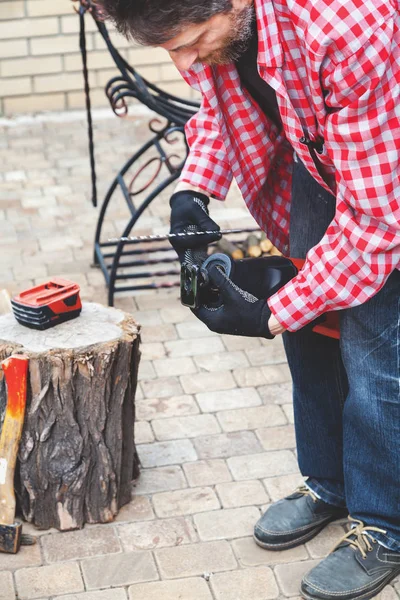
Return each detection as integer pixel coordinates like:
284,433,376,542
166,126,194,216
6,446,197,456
0,0,195,116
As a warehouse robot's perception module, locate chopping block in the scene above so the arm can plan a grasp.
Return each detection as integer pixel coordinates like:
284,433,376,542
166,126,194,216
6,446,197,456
0,302,141,531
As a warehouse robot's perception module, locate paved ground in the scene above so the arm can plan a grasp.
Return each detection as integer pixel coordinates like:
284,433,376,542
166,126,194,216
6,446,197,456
0,111,399,600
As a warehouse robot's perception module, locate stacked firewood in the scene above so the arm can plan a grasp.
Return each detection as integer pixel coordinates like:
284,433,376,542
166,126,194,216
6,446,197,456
214,232,282,260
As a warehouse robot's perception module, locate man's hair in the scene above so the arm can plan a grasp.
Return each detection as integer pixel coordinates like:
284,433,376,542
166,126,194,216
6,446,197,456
97,0,233,45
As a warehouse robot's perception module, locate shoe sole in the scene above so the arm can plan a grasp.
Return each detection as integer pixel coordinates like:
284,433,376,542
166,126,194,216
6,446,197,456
253,514,345,551
300,566,400,600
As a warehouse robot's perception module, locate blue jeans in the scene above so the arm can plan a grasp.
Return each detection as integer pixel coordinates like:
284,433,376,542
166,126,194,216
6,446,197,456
283,159,400,551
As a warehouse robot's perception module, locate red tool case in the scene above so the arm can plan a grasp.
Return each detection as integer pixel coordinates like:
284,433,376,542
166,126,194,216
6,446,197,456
11,279,82,330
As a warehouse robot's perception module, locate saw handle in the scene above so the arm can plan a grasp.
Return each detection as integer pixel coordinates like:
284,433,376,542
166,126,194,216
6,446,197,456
0,355,29,526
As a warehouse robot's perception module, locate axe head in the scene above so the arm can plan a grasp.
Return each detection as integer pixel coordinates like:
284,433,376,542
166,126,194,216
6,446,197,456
0,522,22,554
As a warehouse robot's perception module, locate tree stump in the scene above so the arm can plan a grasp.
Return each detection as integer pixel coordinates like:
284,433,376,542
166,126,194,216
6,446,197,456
0,303,141,531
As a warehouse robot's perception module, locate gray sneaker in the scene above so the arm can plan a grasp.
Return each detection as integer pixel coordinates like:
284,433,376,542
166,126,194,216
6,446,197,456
301,518,400,600
254,485,348,550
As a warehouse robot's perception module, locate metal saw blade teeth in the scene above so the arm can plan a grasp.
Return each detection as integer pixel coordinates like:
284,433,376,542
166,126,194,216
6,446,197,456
107,227,259,244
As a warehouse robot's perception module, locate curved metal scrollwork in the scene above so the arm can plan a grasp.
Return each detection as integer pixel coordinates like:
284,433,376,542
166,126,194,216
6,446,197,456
127,123,188,196
73,0,201,304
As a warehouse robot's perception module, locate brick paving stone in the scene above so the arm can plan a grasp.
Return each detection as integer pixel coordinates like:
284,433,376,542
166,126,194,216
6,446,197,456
0,572,15,600
141,377,183,399
263,474,304,502
234,366,271,387
194,350,250,372
137,360,157,381
136,291,180,311
376,587,400,600
282,403,295,423
117,516,197,551
232,537,309,567
140,342,165,360
141,323,178,342
261,364,292,385
165,336,225,357
221,335,262,351
193,431,263,459
245,339,287,366
133,466,187,494
13,264,48,280
305,523,347,558
81,551,158,590
258,382,293,405
176,321,217,339
228,451,299,481
114,495,155,523
153,356,197,377
196,387,261,413
274,559,320,596
210,566,279,600
180,370,236,394
153,486,220,518
217,406,287,433
138,439,197,468
133,309,163,326
159,304,195,324
152,414,220,440
41,526,121,563
216,480,269,508
134,421,154,444
57,591,127,600
135,383,144,400
194,506,260,541
183,459,232,487
128,577,212,600
39,235,84,253
15,562,84,599
0,543,42,570
155,540,237,578
136,394,200,420
256,425,296,450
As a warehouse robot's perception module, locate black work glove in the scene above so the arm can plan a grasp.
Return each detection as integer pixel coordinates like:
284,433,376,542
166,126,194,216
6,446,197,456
169,190,221,263
194,265,274,339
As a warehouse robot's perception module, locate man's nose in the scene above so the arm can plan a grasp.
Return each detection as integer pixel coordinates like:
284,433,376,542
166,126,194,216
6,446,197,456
169,49,198,70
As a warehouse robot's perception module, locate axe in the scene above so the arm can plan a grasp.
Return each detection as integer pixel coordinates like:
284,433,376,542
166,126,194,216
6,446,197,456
0,354,29,554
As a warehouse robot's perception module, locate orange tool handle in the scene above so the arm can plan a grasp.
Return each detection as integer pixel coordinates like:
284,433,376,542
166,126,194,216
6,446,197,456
0,355,29,526
2,356,29,419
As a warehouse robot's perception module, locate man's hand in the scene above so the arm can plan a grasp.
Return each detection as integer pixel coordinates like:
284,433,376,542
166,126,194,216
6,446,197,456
169,190,221,262
268,314,286,335
194,265,275,338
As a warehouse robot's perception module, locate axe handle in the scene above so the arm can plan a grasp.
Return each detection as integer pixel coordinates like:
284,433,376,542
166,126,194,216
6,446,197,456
0,355,29,526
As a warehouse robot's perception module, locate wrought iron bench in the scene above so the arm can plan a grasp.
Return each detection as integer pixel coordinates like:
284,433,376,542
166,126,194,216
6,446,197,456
75,0,201,305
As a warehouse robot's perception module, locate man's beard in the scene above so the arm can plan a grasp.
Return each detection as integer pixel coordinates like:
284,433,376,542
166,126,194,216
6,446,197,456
199,4,255,66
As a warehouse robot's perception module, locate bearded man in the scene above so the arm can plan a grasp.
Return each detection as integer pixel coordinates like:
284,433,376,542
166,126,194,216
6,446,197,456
98,0,400,597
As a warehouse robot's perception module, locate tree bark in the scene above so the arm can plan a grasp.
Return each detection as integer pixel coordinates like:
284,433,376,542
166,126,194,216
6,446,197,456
0,303,141,530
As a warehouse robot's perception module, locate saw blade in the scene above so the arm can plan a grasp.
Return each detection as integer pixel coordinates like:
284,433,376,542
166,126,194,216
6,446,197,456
107,227,259,244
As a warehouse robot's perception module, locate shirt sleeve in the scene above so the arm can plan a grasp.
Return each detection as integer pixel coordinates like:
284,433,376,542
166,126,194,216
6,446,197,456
268,16,400,331
179,94,233,199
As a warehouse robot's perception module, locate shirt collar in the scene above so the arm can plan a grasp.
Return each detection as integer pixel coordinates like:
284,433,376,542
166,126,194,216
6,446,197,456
255,0,283,68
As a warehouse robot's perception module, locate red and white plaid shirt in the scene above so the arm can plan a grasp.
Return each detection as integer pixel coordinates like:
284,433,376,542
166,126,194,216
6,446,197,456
179,0,400,331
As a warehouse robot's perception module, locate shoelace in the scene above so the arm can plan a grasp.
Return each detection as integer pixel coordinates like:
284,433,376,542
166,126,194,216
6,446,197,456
330,517,387,559
295,485,319,503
